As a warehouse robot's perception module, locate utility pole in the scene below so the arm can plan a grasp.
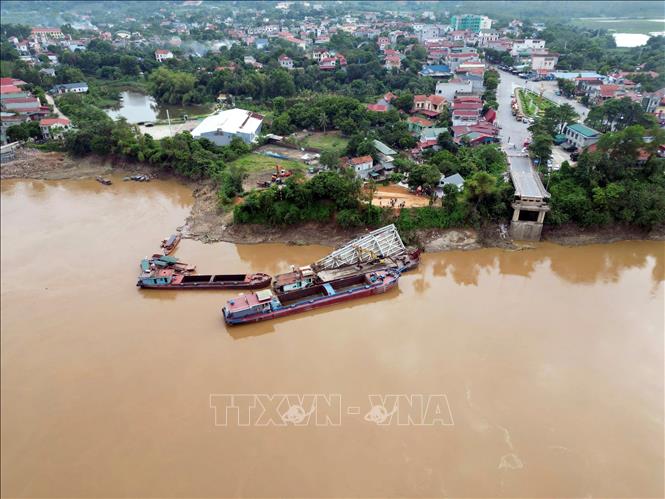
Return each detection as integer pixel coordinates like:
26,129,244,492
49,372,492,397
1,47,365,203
166,109,172,137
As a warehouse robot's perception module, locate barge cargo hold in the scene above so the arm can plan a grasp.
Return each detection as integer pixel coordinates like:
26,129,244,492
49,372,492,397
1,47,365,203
222,270,399,325
138,269,271,290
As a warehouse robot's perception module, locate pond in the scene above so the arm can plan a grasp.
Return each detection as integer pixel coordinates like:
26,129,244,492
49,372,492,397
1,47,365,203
105,91,213,124
612,33,652,47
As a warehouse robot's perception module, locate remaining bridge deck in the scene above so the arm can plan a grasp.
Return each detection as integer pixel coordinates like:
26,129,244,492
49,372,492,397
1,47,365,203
508,154,550,200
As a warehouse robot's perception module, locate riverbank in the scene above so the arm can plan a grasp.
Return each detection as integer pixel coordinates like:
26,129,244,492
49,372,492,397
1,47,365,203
3,149,663,251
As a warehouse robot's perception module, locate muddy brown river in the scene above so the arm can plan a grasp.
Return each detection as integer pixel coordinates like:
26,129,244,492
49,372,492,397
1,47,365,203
1,177,663,498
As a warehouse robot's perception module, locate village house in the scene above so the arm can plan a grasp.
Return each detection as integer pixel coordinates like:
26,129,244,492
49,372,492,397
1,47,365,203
384,54,401,70
191,108,263,146
319,54,346,70
407,116,435,134
243,56,263,69
345,155,374,179
30,27,64,44
155,49,174,62
366,104,388,113
312,48,332,62
530,52,558,72
49,82,89,94
278,54,294,69
510,39,545,56
418,64,452,78
377,36,390,51
372,140,397,171
412,94,446,117
564,123,602,150
438,173,465,193
435,78,474,100
39,117,71,140
451,96,483,126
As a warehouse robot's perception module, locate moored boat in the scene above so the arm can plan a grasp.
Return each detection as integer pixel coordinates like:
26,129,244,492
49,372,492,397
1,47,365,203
138,269,271,289
161,233,181,255
96,176,112,185
223,270,400,325
140,254,196,274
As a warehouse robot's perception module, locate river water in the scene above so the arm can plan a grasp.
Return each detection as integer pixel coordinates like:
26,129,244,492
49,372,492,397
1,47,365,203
1,177,663,498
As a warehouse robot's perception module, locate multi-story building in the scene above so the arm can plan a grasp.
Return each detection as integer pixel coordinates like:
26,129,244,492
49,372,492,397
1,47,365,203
155,49,174,62
450,15,492,33
278,55,294,69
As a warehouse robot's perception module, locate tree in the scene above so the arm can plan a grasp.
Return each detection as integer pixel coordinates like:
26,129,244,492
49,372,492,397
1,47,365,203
119,55,140,76
557,78,576,98
586,97,657,132
148,67,197,105
394,92,413,112
267,69,295,98
319,111,328,133
408,163,440,190
7,121,41,142
320,149,340,169
528,133,553,167
271,113,293,136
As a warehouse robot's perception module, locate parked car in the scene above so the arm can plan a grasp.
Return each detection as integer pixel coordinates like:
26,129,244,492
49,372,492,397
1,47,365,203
570,152,580,161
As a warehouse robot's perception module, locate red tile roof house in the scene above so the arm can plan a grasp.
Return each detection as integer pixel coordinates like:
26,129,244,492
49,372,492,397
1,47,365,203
412,94,446,116
366,103,388,113
452,109,481,125
39,117,71,139
278,54,294,69
1,96,41,111
155,49,174,62
407,116,435,134
384,54,401,70
319,54,347,70
1,84,30,100
345,155,374,178
590,84,624,104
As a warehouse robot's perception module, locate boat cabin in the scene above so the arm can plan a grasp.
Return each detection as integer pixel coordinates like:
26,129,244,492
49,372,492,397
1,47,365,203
272,266,317,293
139,275,172,286
224,289,275,319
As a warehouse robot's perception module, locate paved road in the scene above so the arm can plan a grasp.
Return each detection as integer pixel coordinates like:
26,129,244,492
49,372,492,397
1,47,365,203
523,79,589,120
495,70,531,152
496,70,586,169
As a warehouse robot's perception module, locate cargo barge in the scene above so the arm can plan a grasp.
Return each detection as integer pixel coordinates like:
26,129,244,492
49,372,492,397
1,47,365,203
222,270,399,325
138,268,271,289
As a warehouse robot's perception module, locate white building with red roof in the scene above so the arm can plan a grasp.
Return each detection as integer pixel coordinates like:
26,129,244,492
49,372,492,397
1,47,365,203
40,117,71,139
155,49,174,62
278,54,294,70
30,27,64,43
345,155,374,178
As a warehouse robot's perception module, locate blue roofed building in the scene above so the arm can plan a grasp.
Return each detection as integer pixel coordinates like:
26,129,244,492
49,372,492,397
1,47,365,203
418,64,451,77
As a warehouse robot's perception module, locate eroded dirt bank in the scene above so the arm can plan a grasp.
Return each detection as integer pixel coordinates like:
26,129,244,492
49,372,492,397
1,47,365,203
4,149,663,251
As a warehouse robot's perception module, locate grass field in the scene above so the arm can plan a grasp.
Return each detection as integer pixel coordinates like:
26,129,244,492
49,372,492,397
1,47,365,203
571,18,665,35
302,132,349,153
229,153,305,173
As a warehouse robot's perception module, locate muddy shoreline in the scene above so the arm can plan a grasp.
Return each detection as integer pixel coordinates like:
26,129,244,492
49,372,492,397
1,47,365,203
3,150,663,251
